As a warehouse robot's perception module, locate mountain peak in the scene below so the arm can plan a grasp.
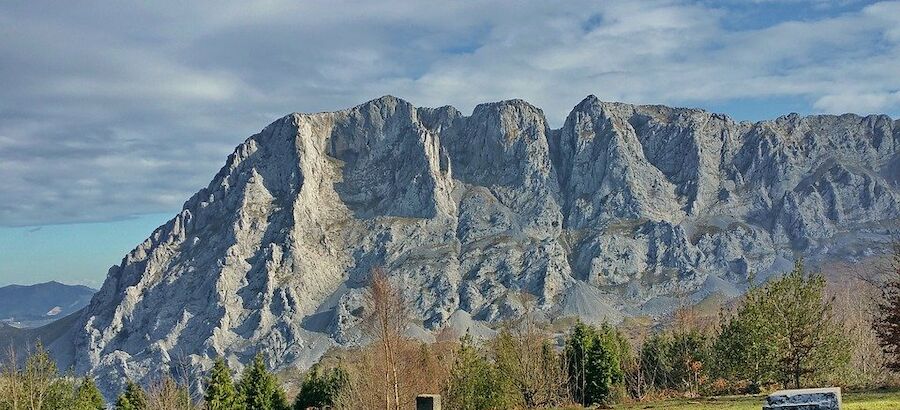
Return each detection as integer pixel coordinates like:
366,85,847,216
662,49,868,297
24,96,899,398
358,94,410,109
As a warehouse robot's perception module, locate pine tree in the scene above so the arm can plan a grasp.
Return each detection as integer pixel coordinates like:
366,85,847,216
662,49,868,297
565,321,624,406
205,358,241,410
115,379,148,410
765,260,849,388
875,243,900,370
238,352,288,410
714,260,849,389
73,377,106,410
293,362,349,410
114,395,134,410
443,334,510,410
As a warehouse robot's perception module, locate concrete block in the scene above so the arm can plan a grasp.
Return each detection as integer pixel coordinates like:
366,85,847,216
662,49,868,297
416,394,441,410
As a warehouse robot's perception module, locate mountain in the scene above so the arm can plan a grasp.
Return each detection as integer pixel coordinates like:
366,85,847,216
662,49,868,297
0,281,95,328
17,96,899,396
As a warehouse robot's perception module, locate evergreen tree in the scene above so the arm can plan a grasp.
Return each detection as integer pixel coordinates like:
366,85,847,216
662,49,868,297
115,380,148,410
114,395,134,410
712,282,777,391
667,330,709,395
73,377,106,410
565,321,597,404
205,358,241,410
443,334,510,410
875,243,900,370
639,333,673,392
293,363,349,410
765,260,849,388
713,260,849,389
43,376,78,410
564,321,624,406
238,352,288,410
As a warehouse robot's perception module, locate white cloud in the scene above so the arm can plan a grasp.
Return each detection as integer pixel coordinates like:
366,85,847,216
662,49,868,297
814,91,900,113
0,0,898,226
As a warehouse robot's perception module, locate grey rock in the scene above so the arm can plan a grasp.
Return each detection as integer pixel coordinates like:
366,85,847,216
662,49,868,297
22,96,898,397
764,387,842,410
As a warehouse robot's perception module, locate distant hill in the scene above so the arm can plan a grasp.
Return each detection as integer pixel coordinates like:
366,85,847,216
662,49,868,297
0,281,95,328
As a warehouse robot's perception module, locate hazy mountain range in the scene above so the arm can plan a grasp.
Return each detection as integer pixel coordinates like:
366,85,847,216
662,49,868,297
0,281,95,328
5,95,898,396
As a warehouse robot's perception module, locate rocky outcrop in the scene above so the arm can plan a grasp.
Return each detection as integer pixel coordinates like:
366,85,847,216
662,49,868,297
31,95,898,396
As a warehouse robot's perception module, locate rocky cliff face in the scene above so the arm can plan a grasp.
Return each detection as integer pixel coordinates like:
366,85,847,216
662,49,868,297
39,96,899,395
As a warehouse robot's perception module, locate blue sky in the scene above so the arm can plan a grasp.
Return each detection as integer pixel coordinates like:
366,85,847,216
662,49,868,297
1,0,899,286
0,214,170,287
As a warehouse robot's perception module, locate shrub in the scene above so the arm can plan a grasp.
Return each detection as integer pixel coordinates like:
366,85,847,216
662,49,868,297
293,363,348,410
443,334,511,410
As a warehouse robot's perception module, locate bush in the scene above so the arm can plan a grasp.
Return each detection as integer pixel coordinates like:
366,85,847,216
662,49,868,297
293,363,348,410
443,335,511,410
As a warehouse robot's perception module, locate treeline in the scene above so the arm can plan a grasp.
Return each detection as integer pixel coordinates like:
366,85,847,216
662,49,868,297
288,259,900,409
112,353,288,410
3,255,900,410
0,344,104,410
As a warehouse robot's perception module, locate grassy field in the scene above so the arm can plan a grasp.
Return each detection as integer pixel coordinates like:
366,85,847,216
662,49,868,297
609,389,900,410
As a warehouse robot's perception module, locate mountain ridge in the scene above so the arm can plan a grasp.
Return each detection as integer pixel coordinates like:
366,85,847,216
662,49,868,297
12,95,898,397
0,281,96,328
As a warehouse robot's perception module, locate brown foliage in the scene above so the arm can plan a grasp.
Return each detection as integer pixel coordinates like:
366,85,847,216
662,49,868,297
335,341,455,410
875,243,900,372
145,375,196,410
365,267,407,410
334,267,455,410
825,260,892,386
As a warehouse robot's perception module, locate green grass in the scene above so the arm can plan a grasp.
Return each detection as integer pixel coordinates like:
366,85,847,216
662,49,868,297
607,389,900,410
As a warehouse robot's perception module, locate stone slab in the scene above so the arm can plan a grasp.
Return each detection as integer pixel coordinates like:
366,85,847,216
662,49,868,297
763,387,842,410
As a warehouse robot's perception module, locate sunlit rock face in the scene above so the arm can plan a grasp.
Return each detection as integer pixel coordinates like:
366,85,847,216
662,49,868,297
42,95,898,396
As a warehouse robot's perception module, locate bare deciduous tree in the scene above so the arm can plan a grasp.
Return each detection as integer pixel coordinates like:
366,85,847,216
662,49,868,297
21,342,58,410
492,311,568,408
1,344,22,410
146,375,196,410
827,262,891,386
875,243,900,372
366,267,408,410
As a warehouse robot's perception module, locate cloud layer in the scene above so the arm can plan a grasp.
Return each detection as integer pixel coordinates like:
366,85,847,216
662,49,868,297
1,0,898,226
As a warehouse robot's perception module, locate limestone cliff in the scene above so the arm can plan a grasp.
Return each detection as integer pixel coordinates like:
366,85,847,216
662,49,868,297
35,95,898,395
